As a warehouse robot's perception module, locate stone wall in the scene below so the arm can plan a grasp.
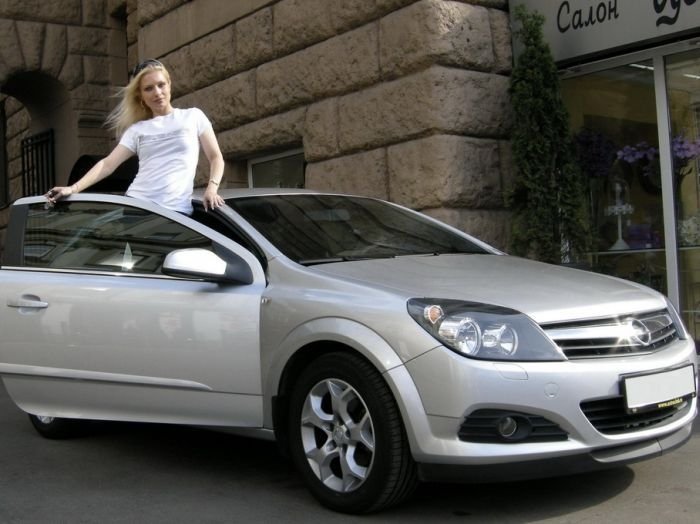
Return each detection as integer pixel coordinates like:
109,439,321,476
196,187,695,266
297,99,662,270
0,1,128,122
1,0,513,252
3,98,30,200
0,97,29,253
145,0,513,248
0,0,129,171
0,0,129,259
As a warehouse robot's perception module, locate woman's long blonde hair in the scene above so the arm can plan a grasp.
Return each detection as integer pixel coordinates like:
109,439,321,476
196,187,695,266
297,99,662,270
105,59,171,137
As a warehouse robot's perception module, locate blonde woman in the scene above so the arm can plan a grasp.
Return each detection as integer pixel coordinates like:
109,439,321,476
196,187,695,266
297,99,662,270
46,59,224,213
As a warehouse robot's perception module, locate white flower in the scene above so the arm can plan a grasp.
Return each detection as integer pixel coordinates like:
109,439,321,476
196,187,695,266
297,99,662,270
679,214,700,246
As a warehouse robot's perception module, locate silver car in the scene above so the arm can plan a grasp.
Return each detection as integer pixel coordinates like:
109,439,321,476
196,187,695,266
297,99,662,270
0,190,697,513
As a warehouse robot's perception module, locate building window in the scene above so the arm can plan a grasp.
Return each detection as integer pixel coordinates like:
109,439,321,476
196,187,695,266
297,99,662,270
248,149,305,188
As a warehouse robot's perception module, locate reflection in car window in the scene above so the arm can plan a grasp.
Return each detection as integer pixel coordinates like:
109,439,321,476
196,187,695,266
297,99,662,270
23,201,213,274
228,195,488,265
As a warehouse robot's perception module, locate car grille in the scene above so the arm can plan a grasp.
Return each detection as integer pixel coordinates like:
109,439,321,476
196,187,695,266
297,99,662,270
580,396,691,435
542,309,678,359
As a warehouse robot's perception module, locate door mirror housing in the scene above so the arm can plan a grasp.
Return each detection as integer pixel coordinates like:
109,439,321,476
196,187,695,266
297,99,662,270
162,248,253,285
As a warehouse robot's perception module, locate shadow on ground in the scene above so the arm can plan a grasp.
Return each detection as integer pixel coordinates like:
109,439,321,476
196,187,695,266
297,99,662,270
60,418,637,522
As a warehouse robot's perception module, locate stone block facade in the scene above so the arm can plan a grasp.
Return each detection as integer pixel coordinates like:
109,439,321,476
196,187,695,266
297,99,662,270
1,0,514,255
165,0,512,247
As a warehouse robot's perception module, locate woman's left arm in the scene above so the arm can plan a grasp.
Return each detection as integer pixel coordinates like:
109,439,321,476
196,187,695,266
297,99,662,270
200,127,225,211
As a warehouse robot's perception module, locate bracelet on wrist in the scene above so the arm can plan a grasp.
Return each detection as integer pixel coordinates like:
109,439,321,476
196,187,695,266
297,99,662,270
208,179,220,187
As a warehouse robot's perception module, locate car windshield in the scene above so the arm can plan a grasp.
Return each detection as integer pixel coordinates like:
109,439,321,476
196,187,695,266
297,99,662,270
228,194,489,265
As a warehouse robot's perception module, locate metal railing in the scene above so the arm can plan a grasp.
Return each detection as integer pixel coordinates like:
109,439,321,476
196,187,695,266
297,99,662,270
21,129,55,197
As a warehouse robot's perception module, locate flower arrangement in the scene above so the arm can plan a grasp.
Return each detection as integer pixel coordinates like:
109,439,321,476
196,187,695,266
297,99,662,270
574,129,700,248
616,141,657,172
672,134,700,160
616,135,700,179
616,134,700,246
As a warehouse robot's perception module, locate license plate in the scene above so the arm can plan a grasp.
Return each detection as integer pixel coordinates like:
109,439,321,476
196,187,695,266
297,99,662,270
622,364,696,413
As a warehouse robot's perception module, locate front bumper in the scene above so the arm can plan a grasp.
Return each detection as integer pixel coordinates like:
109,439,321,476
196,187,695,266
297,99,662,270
386,337,697,478
416,422,693,483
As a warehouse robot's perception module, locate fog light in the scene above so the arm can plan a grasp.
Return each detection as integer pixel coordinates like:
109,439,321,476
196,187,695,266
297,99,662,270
497,416,518,438
459,410,567,443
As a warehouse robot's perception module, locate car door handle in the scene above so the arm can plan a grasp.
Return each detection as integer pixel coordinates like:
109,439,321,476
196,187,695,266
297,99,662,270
7,295,49,309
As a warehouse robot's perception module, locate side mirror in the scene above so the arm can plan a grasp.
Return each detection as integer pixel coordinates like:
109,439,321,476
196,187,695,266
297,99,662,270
162,248,253,285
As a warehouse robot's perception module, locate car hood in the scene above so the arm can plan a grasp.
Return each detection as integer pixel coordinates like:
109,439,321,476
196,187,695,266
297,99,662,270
310,254,666,324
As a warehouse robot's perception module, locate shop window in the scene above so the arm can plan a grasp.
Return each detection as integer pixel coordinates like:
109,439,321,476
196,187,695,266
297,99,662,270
666,49,700,339
562,49,700,340
563,60,666,289
248,149,305,188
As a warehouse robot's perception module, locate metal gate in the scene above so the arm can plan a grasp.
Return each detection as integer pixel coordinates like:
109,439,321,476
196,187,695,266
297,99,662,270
21,129,55,197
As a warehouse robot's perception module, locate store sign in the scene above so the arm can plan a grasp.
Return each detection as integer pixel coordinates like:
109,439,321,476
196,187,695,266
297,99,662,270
513,0,700,63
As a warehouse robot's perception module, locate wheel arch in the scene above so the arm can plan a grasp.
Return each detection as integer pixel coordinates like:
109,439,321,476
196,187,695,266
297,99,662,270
265,317,407,453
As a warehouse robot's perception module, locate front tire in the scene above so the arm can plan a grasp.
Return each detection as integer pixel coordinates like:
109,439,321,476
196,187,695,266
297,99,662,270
288,352,417,514
28,414,84,439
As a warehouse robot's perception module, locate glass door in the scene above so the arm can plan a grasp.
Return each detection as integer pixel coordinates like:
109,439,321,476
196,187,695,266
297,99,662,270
665,49,700,339
562,61,668,294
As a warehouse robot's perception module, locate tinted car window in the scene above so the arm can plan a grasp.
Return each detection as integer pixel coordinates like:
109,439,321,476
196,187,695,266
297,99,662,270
228,194,488,264
191,207,267,269
23,201,213,274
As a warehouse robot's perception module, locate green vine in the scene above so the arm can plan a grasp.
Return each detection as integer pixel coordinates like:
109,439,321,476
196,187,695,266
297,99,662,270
507,5,588,264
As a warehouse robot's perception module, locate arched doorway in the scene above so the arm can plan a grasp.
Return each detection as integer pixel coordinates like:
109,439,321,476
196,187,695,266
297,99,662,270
2,72,79,198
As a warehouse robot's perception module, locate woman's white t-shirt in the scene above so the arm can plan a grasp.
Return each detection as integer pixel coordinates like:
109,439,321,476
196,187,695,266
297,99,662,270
119,108,212,214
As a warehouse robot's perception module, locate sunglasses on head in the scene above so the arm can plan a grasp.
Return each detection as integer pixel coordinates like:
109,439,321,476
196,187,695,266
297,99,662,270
131,59,163,78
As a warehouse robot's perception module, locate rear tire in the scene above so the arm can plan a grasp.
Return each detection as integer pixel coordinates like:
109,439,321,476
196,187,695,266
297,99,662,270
287,352,417,514
28,414,84,439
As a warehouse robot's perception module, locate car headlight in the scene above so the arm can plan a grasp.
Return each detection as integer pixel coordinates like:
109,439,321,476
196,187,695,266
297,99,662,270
407,299,566,361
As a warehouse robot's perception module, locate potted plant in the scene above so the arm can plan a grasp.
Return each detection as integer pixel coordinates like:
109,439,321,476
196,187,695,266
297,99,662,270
507,5,588,264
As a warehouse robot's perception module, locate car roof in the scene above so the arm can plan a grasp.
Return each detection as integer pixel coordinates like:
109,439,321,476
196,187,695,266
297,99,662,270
192,187,353,201
13,189,366,211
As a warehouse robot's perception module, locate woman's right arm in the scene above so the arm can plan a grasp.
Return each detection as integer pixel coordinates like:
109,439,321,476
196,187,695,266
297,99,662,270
45,145,134,204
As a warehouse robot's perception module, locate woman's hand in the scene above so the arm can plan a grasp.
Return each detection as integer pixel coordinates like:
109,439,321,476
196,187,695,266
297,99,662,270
45,185,77,207
202,185,224,211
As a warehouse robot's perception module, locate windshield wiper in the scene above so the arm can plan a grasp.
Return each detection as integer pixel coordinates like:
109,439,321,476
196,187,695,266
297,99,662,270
298,257,346,266
300,251,489,265
299,254,397,266
426,249,490,256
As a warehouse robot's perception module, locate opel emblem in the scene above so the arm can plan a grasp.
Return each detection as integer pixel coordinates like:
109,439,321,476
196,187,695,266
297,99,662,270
627,318,652,346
